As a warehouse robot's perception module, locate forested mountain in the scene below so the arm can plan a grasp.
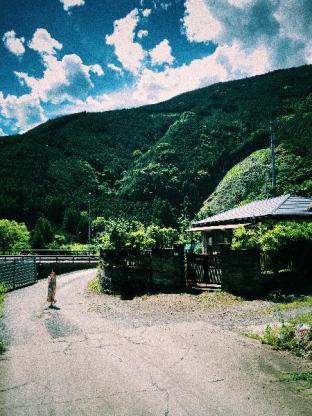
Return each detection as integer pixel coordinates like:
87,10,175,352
0,64,312,234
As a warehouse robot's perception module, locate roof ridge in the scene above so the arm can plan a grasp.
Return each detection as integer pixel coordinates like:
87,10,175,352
271,194,290,214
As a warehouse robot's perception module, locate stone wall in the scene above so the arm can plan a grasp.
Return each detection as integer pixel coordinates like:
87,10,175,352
99,266,150,297
220,247,262,298
151,245,185,291
99,246,185,296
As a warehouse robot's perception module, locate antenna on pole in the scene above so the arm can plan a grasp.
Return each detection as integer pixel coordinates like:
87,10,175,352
270,121,276,197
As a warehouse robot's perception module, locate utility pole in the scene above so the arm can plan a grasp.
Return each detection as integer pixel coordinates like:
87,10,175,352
88,192,91,246
270,121,276,197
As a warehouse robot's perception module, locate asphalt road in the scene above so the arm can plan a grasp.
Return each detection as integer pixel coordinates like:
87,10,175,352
0,269,311,416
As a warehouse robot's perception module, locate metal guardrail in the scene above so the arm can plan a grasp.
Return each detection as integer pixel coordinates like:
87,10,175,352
0,257,37,290
0,249,97,256
0,254,98,265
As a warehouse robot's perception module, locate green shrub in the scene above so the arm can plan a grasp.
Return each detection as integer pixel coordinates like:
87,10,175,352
93,218,180,250
232,222,312,252
0,219,31,252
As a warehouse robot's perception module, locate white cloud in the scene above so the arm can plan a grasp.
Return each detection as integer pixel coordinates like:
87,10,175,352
65,89,142,114
183,0,222,43
133,42,270,104
2,31,25,56
182,0,312,69
149,39,174,66
274,1,312,43
105,9,146,74
28,29,63,56
15,54,104,104
67,41,270,115
107,63,124,75
60,0,85,12
137,29,148,39
0,92,46,132
142,8,152,17
305,41,312,65
0,128,6,136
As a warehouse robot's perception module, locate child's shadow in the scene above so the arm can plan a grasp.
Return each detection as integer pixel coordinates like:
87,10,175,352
48,305,61,310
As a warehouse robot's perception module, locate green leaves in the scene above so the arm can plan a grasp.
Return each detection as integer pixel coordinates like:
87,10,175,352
93,218,179,250
231,222,312,254
0,219,30,251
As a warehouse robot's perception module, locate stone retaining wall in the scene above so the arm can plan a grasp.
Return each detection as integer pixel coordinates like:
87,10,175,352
220,247,262,298
99,245,185,296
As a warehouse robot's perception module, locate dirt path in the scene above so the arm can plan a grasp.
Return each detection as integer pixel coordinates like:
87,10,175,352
0,269,311,416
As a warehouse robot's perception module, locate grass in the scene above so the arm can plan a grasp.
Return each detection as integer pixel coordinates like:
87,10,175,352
0,283,7,318
289,311,312,326
0,283,7,354
266,293,312,313
87,274,102,294
280,371,312,390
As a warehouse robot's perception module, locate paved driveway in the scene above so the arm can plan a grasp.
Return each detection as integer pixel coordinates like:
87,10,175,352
0,269,311,415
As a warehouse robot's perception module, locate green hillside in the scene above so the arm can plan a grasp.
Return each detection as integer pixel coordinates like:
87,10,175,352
0,64,312,235
198,98,312,219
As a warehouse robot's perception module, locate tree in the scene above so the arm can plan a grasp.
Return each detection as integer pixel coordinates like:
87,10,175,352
63,207,80,236
31,217,54,249
0,219,30,251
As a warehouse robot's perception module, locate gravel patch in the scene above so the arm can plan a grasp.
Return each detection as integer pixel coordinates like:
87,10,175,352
84,287,312,333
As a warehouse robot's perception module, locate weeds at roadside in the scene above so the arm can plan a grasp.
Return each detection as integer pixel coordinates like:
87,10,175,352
0,283,7,354
87,273,102,294
266,291,312,313
0,283,6,317
246,311,312,360
280,372,312,391
289,311,312,326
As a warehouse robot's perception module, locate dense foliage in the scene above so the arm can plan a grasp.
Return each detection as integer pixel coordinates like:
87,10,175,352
93,217,180,250
0,65,311,238
232,222,312,251
0,219,30,251
198,92,312,219
231,222,312,273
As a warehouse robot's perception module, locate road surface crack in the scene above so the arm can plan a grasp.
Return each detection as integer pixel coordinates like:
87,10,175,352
0,381,28,392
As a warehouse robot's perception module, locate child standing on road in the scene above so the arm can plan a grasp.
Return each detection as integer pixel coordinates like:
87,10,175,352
47,270,57,308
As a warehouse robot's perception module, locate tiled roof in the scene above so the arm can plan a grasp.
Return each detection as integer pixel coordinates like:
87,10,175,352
193,195,312,227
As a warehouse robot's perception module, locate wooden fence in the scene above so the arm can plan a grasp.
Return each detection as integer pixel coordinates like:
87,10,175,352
186,253,222,288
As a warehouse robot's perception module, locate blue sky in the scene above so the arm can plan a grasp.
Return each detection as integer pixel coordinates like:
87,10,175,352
1,0,312,135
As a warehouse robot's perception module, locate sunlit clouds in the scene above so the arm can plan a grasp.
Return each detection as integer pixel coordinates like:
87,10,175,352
1,0,312,134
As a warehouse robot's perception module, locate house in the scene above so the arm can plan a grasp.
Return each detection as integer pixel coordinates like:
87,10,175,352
190,195,312,253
